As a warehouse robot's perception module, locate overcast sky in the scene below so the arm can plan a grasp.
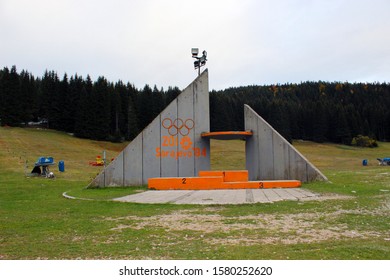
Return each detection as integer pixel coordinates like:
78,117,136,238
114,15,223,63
1,0,389,90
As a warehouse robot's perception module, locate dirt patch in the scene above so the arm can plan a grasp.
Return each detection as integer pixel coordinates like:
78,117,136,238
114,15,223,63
105,205,388,245
299,192,353,201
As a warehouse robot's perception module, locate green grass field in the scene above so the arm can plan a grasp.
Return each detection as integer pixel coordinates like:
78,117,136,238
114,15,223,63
0,127,389,259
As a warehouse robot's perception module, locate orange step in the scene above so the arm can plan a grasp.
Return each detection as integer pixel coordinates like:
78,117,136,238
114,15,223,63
148,170,301,190
148,176,224,190
149,178,301,190
199,170,248,182
222,180,301,189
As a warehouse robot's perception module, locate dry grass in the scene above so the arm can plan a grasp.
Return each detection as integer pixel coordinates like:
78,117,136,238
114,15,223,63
0,127,127,181
210,139,246,170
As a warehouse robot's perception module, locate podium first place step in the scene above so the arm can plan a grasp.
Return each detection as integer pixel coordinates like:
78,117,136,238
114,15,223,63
198,170,249,182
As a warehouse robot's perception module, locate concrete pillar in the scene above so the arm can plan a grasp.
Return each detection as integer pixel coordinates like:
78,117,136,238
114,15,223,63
244,104,327,182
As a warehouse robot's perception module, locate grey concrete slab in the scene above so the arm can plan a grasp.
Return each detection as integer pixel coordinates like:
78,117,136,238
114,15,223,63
246,189,254,203
291,188,318,198
258,115,275,180
124,133,143,186
160,99,178,178
252,189,270,203
289,149,307,182
273,189,299,201
244,105,327,183
174,189,215,204
90,167,105,187
113,188,319,205
142,115,161,184
224,190,247,204
177,190,246,205
104,151,124,186
284,188,309,198
263,189,284,202
167,191,197,203
273,136,290,179
114,190,190,204
193,71,210,176
245,107,260,181
177,81,195,178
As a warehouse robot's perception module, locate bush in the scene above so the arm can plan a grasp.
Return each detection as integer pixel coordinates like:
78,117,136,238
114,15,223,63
351,135,378,148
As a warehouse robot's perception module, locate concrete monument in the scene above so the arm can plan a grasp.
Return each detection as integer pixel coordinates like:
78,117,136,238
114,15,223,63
89,70,326,188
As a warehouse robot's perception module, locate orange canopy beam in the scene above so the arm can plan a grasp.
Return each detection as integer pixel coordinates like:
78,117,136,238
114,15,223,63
201,131,253,140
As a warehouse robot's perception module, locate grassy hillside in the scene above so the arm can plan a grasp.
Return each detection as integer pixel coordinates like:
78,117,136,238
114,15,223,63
0,127,126,180
0,127,389,259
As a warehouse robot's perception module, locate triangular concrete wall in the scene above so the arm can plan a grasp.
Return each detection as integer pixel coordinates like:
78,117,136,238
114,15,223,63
244,104,327,182
89,70,210,187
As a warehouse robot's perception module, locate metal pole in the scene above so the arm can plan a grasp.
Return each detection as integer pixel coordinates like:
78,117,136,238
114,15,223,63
103,150,106,187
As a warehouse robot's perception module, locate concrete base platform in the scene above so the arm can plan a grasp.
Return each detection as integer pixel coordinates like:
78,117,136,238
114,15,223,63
113,188,318,205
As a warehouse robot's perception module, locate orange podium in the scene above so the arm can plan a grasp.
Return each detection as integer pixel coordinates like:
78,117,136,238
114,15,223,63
148,170,301,190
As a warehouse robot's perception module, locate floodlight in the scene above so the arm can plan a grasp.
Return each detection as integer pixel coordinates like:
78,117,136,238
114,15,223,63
191,48,199,57
194,60,200,69
191,48,207,75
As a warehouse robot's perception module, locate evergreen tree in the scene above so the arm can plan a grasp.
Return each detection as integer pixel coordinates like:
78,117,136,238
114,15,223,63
109,81,123,141
19,70,37,125
312,102,328,143
138,84,153,130
0,66,22,126
74,76,93,138
40,70,61,129
151,85,164,118
89,76,111,140
124,82,139,140
65,74,83,133
332,106,351,144
268,101,292,143
0,67,8,125
127,96,139,140
58,73,70,131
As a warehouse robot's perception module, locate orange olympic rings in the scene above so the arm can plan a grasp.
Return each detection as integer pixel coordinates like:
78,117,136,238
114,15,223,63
162,118,195,136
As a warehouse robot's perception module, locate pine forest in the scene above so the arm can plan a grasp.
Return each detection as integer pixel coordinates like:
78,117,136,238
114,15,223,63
1,66,389,145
